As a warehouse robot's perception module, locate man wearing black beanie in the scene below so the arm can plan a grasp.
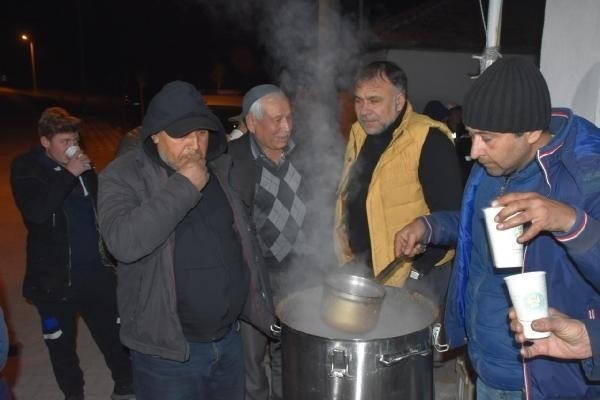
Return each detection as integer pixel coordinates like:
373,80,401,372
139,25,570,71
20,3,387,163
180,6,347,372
395,57,600,399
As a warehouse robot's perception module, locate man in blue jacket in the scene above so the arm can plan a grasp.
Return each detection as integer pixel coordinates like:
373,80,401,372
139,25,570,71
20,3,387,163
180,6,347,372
394,57,600,399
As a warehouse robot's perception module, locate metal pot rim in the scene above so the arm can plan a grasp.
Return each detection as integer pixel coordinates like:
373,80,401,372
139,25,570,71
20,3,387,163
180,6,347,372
276,315,433,342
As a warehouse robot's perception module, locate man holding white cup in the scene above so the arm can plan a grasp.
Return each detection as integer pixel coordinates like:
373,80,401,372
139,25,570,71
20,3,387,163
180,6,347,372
10,107,134,400
394,58,600,399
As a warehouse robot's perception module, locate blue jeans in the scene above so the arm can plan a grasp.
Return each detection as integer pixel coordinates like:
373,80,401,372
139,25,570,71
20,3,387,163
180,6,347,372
132,326,244,400
477,378,523,400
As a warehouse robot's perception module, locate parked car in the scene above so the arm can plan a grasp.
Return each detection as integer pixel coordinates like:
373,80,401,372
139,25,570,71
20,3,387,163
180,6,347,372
204,94,243,132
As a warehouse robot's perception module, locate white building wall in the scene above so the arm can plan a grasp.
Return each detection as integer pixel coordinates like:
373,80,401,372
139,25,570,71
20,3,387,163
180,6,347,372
541,0,600,125
383,49,535,113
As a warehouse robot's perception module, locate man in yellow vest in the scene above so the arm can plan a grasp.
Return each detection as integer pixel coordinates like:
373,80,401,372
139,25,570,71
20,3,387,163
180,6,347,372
335,60,462,304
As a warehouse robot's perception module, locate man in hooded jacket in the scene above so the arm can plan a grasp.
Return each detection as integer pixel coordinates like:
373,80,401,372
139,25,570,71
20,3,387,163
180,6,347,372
98,81,274,400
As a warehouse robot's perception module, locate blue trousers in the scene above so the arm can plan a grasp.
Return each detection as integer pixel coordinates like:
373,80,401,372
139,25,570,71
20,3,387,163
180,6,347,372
477,378,523,400
0,377,10,400
132,326,244,400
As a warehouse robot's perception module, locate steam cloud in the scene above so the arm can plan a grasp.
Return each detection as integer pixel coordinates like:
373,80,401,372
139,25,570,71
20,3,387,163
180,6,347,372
189,0,371,300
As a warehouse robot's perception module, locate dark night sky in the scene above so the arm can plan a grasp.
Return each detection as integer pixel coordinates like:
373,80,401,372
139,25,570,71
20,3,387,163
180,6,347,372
2,0,267,94
1,0,544,98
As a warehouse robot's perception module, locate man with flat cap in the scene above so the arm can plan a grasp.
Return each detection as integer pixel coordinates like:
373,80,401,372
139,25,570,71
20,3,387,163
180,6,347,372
98,81,275,400
229,84,309,400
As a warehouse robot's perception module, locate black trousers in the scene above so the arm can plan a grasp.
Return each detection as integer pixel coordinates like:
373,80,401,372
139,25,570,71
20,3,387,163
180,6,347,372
34,268,132,397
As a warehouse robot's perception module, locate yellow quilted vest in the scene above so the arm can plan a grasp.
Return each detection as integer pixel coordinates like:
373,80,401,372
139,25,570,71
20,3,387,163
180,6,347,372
335,103,455,286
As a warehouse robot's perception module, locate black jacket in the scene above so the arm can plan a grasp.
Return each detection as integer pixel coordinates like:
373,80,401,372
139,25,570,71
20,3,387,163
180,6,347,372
10,146,112,302
98,137,275,361
227,134,258,209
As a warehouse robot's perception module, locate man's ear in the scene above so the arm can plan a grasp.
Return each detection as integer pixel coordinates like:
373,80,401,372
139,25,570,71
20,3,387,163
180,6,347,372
40,135,50,149
395,93,406,112
151,132,161,144
246,114,256,133
525,129,544,144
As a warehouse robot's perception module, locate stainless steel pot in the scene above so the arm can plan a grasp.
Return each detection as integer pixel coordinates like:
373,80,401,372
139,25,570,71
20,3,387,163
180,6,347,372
275,286,447,400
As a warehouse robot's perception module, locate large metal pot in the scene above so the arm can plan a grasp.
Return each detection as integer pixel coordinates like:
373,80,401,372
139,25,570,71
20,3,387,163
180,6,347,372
320,273,386,333
275,286,446,400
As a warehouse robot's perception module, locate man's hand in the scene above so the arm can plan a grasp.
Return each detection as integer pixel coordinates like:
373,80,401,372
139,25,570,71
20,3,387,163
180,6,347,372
65,149,92,177
394,218,427,258
509,307,592,359
492,192,577,243
177,154,209,191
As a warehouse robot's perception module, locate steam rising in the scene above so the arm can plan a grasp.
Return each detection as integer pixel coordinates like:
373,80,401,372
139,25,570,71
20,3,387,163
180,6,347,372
190,0,370,299
260,0,364,298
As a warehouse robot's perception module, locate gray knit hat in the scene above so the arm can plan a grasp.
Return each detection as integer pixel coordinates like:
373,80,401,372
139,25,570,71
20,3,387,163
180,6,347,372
463,57,551,133
242,84,283,117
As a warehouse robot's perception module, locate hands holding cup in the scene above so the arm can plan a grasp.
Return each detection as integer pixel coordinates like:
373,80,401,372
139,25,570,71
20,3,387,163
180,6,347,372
490,192,577,243
509,307,592,360
65,145,92,177
483,206,524,269
504,271,550,339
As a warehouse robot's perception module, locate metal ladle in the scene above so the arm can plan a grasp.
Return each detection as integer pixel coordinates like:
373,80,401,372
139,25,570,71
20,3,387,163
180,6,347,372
320,255,408,333
373,255,407,284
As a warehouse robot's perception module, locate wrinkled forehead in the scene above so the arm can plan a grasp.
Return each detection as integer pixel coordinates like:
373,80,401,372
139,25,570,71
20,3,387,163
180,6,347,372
260,94,292,114
261,92,290,106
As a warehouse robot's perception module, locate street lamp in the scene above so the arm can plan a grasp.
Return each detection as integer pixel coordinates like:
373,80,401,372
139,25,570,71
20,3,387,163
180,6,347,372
20,34,37,91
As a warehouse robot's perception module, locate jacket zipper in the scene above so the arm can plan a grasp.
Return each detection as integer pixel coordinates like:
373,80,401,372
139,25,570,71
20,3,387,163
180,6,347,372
63,209,72,288
499,176,512,196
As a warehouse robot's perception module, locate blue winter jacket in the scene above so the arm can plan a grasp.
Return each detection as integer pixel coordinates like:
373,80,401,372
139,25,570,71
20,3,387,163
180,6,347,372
583,319,600,381
426,109,600,399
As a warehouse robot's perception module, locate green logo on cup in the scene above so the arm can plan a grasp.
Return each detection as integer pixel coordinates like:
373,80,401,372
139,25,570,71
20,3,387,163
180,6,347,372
523,292,546,310
515,225,524,236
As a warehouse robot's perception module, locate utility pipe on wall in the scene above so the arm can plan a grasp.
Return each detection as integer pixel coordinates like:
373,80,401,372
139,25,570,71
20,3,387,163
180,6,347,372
473,0,503,77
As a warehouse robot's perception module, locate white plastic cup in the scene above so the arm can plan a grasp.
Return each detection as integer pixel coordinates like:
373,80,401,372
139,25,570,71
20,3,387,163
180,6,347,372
483,207,524,268
504,271,550,339
64,145,89,196
64,145,80,159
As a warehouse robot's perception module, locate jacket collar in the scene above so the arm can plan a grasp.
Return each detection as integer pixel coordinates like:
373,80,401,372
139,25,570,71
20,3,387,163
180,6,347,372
31,144,63,171
535,109,573,189
386,101,410,140
248,133,296,166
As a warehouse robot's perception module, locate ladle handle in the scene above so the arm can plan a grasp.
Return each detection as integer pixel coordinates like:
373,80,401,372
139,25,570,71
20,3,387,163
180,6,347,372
374,255,406,284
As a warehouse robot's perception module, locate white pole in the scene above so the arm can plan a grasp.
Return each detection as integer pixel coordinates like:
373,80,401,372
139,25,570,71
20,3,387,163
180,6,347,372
472,0,503,77
486,0,503,48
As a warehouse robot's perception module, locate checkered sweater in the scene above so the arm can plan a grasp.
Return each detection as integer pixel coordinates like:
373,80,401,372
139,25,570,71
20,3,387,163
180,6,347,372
252,154,306,263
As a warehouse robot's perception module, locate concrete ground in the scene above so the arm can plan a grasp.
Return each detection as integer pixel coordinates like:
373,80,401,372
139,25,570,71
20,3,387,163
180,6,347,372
0,90,472,399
